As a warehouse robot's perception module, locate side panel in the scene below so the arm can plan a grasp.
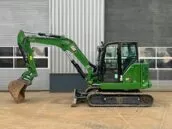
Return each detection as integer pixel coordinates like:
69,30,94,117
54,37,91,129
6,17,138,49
123,63,141,85
140,63,152,88
100,63,152,90
100,82,141,90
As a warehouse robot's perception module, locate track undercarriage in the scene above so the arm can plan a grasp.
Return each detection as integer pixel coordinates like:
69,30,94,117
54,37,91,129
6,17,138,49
72,87,153,107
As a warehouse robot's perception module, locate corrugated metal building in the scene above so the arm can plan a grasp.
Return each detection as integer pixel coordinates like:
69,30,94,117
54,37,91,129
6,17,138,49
0,0,105,90
50,0,104,73
0,0,171,91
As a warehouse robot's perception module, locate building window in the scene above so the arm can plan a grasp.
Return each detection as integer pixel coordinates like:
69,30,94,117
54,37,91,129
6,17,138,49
0,58,13,68
0,46,49,69
143,59,156,68
0,47,13,68
139,47,156,68
139,47,172,69
157,59,172,68
15,58,48,68
157,48,172,57
139,47,172,80
139,47,156,57
35,59,48,68
14,47,48,57
157,48,172,68
0,47,13,56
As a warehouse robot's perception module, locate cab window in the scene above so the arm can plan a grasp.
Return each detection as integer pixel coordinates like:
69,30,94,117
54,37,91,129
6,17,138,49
121,44,137,72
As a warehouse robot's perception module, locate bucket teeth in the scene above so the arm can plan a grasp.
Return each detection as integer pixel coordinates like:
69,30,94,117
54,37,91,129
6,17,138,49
8,79,28,103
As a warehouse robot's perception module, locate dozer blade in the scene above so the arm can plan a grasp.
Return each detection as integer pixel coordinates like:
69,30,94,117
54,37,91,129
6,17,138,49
71,89,87,107
8,79,28,103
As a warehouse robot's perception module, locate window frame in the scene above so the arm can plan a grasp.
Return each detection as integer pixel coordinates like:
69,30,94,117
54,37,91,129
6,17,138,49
139,47,172,70
0,46,50,69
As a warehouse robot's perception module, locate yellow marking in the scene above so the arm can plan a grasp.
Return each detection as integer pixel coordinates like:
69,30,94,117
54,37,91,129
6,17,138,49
71,46,77,52
30,56,33,60
126,78,129,81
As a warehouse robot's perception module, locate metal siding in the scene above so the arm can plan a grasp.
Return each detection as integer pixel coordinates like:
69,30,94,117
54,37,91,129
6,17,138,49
51,0,105,73
0,0,49,46
0,0,49,90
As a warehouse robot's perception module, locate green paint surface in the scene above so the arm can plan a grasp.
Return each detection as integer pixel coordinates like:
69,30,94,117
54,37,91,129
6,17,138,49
99,63,152,90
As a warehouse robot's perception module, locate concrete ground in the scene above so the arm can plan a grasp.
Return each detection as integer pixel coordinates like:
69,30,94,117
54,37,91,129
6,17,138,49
0,92,172,129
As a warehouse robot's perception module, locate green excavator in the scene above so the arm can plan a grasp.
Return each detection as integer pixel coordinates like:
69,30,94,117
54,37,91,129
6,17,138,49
8,30,153,107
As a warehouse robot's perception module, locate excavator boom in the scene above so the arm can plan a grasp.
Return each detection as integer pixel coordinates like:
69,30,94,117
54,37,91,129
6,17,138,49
8,30,96,103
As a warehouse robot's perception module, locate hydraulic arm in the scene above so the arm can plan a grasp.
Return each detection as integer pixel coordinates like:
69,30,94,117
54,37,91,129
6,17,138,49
17,30,96,85
8,30,97,103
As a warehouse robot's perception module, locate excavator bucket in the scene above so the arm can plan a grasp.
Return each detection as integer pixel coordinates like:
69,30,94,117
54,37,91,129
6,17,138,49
8,79,28,103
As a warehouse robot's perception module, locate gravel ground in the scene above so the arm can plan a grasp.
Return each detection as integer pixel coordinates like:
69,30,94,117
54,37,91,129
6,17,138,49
0,91,172,129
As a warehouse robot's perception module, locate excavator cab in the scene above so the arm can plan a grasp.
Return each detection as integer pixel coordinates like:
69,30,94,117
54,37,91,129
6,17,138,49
97,42,138,83
104,42,138,82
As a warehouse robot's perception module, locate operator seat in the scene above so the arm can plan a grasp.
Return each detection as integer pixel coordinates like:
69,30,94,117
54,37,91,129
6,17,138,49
123,53,137,73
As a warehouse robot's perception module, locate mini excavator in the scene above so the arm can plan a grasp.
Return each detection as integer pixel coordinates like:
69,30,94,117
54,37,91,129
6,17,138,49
8,30,153,107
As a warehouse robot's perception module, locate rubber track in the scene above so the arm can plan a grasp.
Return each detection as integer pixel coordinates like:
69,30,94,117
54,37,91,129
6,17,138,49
87,92,153,107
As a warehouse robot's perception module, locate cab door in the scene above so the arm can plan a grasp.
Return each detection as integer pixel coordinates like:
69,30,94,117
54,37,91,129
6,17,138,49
102,42,138,83
103,43,120,82
121,43,138,73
